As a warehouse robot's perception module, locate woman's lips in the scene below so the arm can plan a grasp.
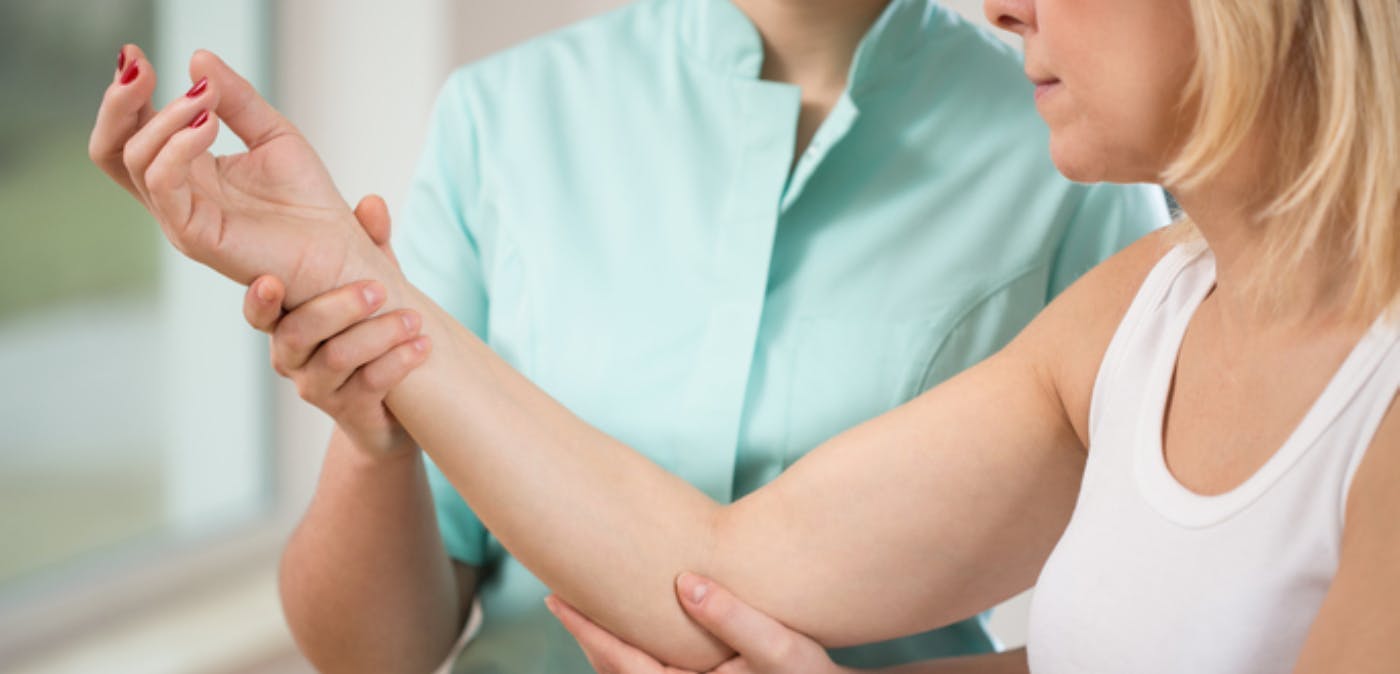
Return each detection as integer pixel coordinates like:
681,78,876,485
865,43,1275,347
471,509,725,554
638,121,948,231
1033,79,1062,101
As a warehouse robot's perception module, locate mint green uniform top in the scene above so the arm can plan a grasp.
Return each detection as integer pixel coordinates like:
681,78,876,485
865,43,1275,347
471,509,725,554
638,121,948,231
393,0,1169,670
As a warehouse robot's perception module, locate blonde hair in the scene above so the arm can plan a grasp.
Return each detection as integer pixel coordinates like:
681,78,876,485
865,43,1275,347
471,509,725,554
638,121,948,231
1163,0,1400,318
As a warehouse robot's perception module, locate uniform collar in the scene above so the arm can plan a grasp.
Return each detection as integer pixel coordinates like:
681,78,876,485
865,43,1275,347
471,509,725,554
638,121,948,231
679,0,935,95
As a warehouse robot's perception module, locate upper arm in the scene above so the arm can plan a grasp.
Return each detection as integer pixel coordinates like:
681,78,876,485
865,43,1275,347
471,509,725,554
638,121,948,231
708,232,1174,646
1293,395,1400,673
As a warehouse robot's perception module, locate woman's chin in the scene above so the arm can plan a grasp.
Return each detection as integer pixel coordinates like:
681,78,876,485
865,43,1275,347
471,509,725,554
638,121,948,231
1049,140,1145,185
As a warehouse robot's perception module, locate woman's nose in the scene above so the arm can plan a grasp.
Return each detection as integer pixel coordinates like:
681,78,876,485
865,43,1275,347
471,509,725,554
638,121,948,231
984,0,1036,37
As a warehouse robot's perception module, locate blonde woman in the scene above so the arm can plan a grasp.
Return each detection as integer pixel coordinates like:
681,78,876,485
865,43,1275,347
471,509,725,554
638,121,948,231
87,0,1397,672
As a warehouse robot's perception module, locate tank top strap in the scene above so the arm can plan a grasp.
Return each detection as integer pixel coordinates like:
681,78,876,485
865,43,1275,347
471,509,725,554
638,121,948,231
1337,314,1400,518
1088,241,1213,439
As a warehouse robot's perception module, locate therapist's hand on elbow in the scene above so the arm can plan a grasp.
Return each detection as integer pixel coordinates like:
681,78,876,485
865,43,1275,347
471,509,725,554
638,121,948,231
241,194,430,459
89,45,397,307
547,572,853,674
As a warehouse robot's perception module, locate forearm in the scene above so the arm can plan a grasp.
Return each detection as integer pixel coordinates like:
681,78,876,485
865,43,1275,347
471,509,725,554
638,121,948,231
371,277,1078,669
872,648,1029,674
280,428,470,674
380,282,732,668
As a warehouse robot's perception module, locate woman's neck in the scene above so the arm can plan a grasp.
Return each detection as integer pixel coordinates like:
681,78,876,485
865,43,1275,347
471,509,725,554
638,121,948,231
1171,176,1358,336
732,0,891,93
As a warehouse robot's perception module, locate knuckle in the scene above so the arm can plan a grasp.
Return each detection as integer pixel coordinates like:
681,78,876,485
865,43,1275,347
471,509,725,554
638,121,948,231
321,342,353,372
276,326,306,357
121,142,142,175
765,633,799,663
143,164,170,193
359,365,388,393
268,352,288,378
87,138,104,165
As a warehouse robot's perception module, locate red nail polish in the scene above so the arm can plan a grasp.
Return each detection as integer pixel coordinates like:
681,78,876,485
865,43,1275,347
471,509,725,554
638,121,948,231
120,62,139,85
117,48,126,72
189,110,210,129
185,77,208,98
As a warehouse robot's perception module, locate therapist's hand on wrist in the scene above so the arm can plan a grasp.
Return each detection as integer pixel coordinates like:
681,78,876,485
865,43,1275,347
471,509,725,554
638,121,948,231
242,195,429,461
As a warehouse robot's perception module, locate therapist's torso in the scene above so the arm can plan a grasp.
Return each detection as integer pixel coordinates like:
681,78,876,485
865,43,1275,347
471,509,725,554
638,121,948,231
393,0,1170,671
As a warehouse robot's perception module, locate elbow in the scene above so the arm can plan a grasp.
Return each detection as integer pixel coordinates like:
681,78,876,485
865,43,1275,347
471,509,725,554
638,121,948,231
636,620,735,672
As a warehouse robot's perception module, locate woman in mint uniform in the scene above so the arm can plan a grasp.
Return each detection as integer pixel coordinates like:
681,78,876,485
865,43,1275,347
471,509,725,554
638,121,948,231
390,0,1166,670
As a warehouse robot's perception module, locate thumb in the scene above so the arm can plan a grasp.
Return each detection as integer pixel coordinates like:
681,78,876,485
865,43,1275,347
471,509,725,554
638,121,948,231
353,194,399,267
189,49,298,150
242,276,286,333
675,573,811,671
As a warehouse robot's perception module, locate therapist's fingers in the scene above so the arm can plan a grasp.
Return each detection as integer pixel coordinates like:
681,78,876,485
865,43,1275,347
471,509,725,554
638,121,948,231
270,281,386,375
546,596,693,674
296,309,423,402
243,276,286,334
90,44,158,199
353,195,396,258
675,573,838,673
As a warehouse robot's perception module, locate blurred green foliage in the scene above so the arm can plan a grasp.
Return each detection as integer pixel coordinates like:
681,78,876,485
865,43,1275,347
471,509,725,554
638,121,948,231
0,0,160,319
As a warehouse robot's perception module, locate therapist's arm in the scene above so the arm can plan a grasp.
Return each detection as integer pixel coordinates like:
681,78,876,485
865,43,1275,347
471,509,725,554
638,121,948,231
240,200,480,674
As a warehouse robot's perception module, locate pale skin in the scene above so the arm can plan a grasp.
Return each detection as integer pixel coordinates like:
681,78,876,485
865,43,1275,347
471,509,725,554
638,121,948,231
88,0,1400,672
91,3,891,672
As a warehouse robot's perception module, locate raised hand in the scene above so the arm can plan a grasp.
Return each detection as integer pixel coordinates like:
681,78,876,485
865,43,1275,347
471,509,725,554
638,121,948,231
243,195,430,459
89,45,391,307
547,573,853,674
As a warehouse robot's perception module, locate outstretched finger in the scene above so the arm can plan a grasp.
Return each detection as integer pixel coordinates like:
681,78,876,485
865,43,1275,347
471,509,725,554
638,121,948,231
189,49,300,150
89,44,158,199
243,276,287,334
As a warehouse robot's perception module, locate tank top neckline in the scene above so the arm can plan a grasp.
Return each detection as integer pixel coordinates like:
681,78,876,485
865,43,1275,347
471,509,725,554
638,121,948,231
1132,245,1399,528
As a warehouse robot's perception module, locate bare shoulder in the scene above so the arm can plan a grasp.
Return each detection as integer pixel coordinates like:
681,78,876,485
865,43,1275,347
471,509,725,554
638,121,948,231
1008,227,1181,448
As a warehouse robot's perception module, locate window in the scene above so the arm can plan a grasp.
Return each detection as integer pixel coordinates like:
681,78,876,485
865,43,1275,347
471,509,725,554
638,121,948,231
0,0,283,658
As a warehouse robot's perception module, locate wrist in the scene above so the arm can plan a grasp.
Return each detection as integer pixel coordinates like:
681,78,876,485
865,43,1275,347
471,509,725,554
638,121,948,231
282,213,406,310
336,427,422,470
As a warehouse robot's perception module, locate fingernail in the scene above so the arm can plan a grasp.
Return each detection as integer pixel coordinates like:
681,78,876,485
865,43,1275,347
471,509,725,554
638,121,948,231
256,280,276,303
412,337,429,352
117,48,126,72
361,283,382,308
189,110,210,128
185,76,208,98
678,573,709,605
120,62,139,85
401,312,420,332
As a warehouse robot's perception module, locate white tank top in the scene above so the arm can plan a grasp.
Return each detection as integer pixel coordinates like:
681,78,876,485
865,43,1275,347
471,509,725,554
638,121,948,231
1027,243,1400,673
